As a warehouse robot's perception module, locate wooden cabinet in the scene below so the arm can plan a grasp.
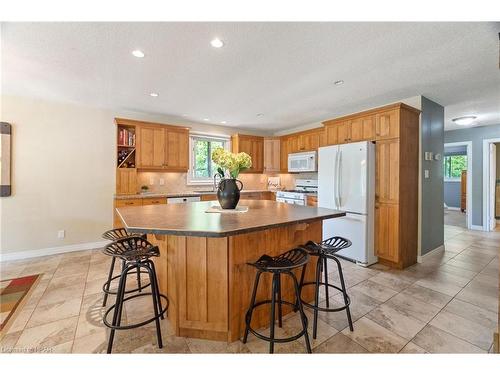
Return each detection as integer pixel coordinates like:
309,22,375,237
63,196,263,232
201,194,217,201
460,170,467,212
349,116,376,142
279,128,324,172
116,168,137,195
376,139,400,204
231,134,264,173
280,137,289,172
113,198,143,227
323,121,350,144
307,195,318,207
142,197,166,206
375,109,399,140
375,203,399,263
135,122,189,171
298,130,322,151
264,138,280,173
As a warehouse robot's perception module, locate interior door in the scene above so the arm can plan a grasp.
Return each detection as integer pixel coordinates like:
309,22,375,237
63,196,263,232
489,143,497,230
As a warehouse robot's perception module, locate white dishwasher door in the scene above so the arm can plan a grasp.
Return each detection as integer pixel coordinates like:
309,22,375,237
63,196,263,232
167,196,201,204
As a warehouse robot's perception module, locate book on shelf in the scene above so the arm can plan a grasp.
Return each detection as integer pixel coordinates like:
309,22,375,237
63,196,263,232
118,128,135,146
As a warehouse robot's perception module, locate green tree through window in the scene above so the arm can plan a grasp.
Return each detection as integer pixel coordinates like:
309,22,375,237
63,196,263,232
443,154,467,179
192,137,226,180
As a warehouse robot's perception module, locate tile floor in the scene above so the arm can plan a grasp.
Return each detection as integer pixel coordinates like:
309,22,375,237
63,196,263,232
444,209,467,228
0,224,498,354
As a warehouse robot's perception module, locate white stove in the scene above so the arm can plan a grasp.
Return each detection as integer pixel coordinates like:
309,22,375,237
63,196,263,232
275,179,318,206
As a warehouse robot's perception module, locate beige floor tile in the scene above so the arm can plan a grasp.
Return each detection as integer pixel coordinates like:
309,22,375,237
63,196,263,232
443,299,498,331
84,277,110,296
412,325,484,353
131,335,191,354
445,259,486,273
314,332,369,353
282,309,338,348
429,310,494,350
399,341,427,353
0,331,23,353
414,277,463,297
244,325,308,353
368,273,412,292
400,285,453,308
72,330,108,353
6,306,36,334
351,279,398,303
187,337,250,353
437,264,477,279
385,293,441,323
15,316,78,351
367,303,427,340
341,317,408,353
456,282,499,313
52,263,89,278
26,297,82,328
38,284,85,307
46,273,87,292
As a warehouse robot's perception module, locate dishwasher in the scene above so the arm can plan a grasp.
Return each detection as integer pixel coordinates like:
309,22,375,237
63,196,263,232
166,196,201,204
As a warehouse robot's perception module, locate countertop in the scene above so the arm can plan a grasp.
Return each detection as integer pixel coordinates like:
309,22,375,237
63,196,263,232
114,189,274,200
116,199,345,237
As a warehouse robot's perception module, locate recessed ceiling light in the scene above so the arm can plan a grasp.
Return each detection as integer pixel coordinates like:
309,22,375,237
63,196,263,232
203,118,210,122
182,114,188,117
132,50,145,58
256,113,264,117
210,38,224,48
334,80,344,85
220,121,227,124
452,116,477,126
149,92,159,97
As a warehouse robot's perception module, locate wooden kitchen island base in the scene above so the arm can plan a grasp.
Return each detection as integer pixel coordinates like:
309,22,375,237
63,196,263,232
148,222,320,342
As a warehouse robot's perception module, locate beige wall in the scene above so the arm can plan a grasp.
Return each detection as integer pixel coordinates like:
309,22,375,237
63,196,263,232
0,95,275,256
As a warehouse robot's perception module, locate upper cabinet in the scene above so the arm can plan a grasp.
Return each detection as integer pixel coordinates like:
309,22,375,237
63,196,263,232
279,127,324,172
375,109,399,140
349,116,376,142
231,134,264,173
264,138,280,173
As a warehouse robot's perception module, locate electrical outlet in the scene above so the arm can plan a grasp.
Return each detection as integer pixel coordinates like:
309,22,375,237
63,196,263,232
159,178,165,186
424,170,430,179
57,230,65,239
149,177,155,185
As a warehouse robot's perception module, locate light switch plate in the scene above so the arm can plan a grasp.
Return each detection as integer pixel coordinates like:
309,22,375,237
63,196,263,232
159,178,165,186
149,177,155,185
424,152,433,161
424,170,430,179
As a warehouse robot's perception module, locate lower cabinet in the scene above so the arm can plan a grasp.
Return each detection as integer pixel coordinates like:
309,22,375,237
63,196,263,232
375,203,399,264
116,168,137,195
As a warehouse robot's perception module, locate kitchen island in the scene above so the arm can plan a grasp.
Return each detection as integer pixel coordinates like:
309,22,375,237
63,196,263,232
116,200,345,342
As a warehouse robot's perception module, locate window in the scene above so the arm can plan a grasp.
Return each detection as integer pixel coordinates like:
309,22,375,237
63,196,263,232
443,154,467,181
187,134,230,184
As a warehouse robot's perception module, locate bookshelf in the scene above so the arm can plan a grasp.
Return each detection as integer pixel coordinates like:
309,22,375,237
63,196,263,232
115,119,137,195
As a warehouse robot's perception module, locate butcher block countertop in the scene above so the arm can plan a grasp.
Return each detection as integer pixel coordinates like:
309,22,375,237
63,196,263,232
116,199,345,237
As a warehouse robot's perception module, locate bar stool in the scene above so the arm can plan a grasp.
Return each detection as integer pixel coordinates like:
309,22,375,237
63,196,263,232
101,228,149,307
102,236,168,353
242,248,312,353
299,236,354,339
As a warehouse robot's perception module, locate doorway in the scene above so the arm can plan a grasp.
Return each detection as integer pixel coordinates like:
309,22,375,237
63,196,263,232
443,142,472,230
483,138,500,231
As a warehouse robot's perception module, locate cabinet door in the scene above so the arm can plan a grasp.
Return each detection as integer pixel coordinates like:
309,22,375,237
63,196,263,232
137,126,165,168
251,139,264,173
280,137,289,172
375,203,399,263
287,136,299,154
299,131,321,151
325,124,338,145
264,139,280,172
375,110,399,140
376,139,399,204
165,129,189,171
349,116,375,142
337,122,350,144
116,168,137,195
142,198,165,206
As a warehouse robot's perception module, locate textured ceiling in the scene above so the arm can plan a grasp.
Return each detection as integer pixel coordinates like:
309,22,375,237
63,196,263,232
1,22,499,131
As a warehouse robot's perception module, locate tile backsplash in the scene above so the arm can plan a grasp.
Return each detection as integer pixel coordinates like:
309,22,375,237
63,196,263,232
136,172,317,193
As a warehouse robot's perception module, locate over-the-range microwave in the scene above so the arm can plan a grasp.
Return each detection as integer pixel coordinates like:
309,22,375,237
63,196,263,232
287,151,317,172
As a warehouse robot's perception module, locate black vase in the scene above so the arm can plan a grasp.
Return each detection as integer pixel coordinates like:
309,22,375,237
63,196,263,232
217,178,243,209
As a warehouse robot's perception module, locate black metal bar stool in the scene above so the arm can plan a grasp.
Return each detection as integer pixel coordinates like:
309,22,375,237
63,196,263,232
299,236,354,339
102,236,169,353
242,248,312,353
101,228,149,307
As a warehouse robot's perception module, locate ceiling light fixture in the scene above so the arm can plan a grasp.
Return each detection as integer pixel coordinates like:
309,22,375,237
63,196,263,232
210,38,224,48
132,50,145,58
220,121,227,124
452,116,477,126
149,92,159,97
334,80,344,85
256,113,264,117
203,118,210,122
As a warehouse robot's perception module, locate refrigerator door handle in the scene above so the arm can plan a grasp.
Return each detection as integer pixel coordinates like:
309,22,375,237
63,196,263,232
334,149,340,209
337,149,342,208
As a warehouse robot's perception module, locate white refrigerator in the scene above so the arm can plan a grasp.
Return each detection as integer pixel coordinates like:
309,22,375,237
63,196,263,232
318,141,377,267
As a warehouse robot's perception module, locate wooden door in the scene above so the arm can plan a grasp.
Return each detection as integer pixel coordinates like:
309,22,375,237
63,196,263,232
137,126,166,168
325,124,339,145
375,110,399,140
299,131,321,151
349,116,376,142
165,129,189,171
280,137,289,172
287,135,299,154
375,203,399,263
251,138,264,173
376,139,400,204
264,138,280,172
116,168,137,195
460,170,467,212
337,121,350,144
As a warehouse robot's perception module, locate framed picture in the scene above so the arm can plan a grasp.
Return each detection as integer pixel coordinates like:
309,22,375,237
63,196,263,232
1,122,12,197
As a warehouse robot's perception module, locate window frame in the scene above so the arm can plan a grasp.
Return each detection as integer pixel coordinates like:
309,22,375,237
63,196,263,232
443,154,467,182
187,132,231,185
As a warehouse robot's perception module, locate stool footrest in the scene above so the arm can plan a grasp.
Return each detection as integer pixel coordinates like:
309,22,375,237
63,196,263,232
300,281,351,312
103,292,169,330
102,271,151,296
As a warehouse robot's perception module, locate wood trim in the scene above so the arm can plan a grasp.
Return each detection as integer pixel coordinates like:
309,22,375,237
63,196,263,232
115,117,190,132
280,126,324,140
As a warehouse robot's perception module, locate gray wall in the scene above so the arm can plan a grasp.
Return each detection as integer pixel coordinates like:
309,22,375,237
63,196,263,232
444,124,500,227
444,182,461,207
443,145,467,208
421,97,444,255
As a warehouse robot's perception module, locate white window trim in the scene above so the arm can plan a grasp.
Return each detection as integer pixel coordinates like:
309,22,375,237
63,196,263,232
187,132,231,186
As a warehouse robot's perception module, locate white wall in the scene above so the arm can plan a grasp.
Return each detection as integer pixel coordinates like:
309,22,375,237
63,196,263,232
0,95,268,258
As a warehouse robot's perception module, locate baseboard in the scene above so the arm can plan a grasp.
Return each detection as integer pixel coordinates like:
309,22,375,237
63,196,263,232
0,241,109,262
470,225,484,231
445,207,461,211
417,244,445,263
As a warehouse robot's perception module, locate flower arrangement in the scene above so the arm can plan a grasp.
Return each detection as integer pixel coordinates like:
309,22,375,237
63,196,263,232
211,148,252,179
